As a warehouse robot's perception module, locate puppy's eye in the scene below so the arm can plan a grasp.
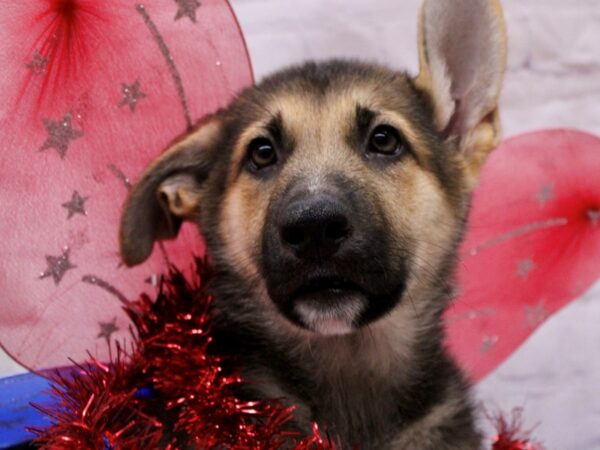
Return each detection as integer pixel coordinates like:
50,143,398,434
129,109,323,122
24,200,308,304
248,138,277,169
368,125,404,155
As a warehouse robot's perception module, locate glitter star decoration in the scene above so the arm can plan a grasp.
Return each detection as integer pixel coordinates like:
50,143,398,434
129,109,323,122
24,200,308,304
118,80,146,112
40,113,83,159
516,258,536,279
40,249,77,286
174,0,201,22
525,300,549,327
97,318,119,342
480,335,499,353
61,190,88,219
26,50,49,75
535,184,554,207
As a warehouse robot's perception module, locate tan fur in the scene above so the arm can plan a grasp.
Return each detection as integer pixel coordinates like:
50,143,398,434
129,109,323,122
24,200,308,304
219,185,263,280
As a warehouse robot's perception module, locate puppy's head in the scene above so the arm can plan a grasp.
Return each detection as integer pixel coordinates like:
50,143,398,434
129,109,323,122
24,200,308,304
120,0,506,336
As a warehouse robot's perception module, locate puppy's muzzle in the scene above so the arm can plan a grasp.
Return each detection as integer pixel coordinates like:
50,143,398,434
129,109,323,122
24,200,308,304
262,176,406,335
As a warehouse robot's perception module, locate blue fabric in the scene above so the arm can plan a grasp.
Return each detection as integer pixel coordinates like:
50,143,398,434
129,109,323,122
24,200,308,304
0,372,54,449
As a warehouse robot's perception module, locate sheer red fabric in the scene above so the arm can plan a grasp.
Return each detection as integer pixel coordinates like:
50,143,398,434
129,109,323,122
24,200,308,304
447,130,600,381
0,0,252,371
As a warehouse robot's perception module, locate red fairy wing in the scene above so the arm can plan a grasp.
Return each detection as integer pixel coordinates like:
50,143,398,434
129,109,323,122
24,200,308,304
0,0,252,371
446,130,600,382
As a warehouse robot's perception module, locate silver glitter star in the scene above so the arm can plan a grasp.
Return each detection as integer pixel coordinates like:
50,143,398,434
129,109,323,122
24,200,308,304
97,318,119,341
535,184,554,207
27,50,49,75
61,190,88,219
40,249,77,285
516,258,535,279
40,113,83,158
480,335,498,353
118,80,146,112
174,0,201,22
525,300,548,327
588,209,600,226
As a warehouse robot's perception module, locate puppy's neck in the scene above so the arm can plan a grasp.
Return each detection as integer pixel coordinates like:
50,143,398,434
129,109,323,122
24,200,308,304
292,305,420,381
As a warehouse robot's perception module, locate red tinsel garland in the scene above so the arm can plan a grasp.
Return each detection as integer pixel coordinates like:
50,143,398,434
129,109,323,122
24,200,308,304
31,258,543,449
491,409,545,450
31,259,333,449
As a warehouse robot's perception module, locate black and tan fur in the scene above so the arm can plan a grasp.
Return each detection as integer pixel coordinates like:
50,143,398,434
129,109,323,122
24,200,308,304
120,0,507,448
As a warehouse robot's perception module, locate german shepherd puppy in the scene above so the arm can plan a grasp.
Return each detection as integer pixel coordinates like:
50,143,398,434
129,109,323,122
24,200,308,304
120,0,507,447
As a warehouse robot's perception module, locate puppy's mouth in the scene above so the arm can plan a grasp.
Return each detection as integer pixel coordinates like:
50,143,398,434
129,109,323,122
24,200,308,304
290,277,368,336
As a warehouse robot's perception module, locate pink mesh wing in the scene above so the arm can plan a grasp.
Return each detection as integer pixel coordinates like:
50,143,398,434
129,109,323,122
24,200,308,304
446,130,600,382
0,0,252,371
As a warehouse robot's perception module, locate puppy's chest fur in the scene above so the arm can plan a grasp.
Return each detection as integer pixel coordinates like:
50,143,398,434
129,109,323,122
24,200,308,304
213,307,480,450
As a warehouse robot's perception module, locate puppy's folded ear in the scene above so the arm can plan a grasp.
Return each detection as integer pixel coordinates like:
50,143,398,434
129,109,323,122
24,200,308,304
120,117,223,266
416,0,507,178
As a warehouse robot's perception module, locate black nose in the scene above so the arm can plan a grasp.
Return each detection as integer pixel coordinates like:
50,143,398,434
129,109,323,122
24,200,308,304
279,197,352,259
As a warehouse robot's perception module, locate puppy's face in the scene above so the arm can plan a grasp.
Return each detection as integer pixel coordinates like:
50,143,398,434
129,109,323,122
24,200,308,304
120,0,506,337
215,66,467,335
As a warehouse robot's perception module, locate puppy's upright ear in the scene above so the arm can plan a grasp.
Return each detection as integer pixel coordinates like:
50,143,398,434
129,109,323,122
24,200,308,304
120,117,223,266
416,0,507,178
